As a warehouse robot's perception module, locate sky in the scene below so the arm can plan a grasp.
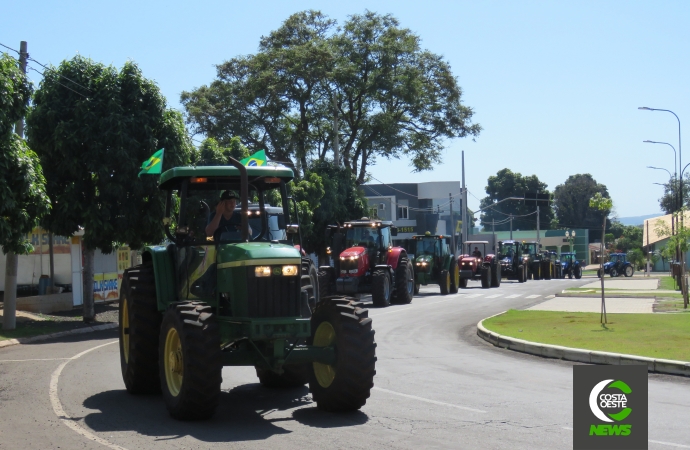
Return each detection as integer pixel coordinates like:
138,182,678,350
2,0,689,218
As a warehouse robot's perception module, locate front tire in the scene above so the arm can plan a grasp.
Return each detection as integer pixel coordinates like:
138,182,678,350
518,265,525,283
459,277,468,289
119,263,161,395
440,270,450,295
481,266,491,289
318,269,332,299
393,257,414,304
372,270,392,307
610,268,618,278
574,266,582,279
309,297,376,411
159,302,222,420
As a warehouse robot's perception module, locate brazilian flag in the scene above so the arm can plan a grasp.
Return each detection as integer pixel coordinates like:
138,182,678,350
138,149,164,177
240,150,267,167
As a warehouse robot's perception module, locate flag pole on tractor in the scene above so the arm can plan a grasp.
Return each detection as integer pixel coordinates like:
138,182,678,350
240,150,267,167
139,148,164,177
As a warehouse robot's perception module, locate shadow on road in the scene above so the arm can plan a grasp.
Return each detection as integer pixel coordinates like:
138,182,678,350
81,382,369,443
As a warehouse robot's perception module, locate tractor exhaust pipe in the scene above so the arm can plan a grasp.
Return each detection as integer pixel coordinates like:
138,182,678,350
226,156,249,242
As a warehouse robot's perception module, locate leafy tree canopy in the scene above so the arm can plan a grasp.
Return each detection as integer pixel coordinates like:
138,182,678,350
479,168,554,232
656,174,689,214
27,56,194,252
554,174,611,232
182,10,480,184
0,53,50,254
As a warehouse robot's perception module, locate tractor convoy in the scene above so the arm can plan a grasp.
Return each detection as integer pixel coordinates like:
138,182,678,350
118,157,592,420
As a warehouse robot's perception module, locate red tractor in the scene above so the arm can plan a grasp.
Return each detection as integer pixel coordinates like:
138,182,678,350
458,241,501,289
318,219,415,307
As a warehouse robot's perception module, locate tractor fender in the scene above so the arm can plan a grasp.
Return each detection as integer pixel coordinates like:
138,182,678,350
374,264,395,279
385,248,407,269
319,265,335,280
142,245,177,310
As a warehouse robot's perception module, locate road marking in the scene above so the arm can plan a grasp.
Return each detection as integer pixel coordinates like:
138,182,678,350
506,294,522,298
545,295,555,299
0,358,71,362
525,295,541,299
373,387,486,413
562,427,690,448
50,340,126,450
465,294,483,298
485,294,502,299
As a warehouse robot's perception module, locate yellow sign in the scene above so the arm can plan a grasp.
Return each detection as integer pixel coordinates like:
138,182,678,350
456,220,462,232
94,272,118,302
26,228,72,254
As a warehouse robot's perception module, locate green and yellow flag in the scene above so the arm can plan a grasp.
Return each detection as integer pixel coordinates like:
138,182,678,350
240,150,267,167
138,149,164,177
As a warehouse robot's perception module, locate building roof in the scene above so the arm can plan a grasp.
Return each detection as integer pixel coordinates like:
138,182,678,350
643,212,690,247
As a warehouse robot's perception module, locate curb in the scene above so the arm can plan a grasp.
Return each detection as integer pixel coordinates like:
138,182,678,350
0,323,118,349
476,312,690,377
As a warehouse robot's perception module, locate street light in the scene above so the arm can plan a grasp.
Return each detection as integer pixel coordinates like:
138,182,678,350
647,166,672,179
565,230,576,254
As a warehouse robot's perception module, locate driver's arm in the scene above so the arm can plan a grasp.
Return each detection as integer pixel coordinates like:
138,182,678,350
205,206,224,237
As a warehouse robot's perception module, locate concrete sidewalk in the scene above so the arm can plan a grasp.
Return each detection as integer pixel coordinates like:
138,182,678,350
527,296,655,313
580,279,659,290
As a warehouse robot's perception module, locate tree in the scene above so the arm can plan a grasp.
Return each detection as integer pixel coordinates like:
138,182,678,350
609,222,643,253
479,169,554,231
182,10,480,183
27,56,194,322
589,192,613,324
657,174,690,214
0,53,50,330
553,174,611,237
193,137,250,166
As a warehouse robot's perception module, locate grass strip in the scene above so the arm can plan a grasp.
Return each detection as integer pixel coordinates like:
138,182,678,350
0,320,91,341
659,276,679,291
483,310,690,362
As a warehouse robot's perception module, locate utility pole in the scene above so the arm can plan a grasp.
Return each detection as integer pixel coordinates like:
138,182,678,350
492,218,496,254
510,214,513,240
3,41,28,331
449,193,455,255
536,205,540,246
461,151,467,251
332,93,339,167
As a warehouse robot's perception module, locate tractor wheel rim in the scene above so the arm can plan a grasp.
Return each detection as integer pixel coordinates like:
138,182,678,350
121,296,130,364
164,327,183,397
454,266,459,287
313,321,336,388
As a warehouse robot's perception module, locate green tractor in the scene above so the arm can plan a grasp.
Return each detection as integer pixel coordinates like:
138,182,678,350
119,159,376,420
411,232,459,295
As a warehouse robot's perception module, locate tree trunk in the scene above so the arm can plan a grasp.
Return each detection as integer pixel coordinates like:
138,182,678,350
82,247,95,322
2,252,18,331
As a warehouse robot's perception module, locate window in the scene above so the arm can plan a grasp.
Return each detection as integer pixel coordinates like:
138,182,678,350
397,205,409,220
369,207,378,219
380,226,391,248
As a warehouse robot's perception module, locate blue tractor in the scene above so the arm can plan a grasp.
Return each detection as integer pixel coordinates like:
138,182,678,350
560,252,582,279
598,253,634,278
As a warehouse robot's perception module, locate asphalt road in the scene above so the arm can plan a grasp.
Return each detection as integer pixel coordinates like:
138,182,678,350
1,276,688,449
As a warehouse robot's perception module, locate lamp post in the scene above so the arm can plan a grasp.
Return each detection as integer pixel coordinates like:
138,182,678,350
565,230,576,254
640,106,686,308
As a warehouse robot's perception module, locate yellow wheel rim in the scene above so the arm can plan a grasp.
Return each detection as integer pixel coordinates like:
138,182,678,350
121,297,130,364
313,321,336,388
446,272,451,291
164,327,183,397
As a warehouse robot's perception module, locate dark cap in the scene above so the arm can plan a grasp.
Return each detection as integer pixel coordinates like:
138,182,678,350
220,190,238,201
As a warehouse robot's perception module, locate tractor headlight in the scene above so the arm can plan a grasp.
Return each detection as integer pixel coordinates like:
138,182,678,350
282,265,299,276
350,255,359,260
255,266,272,277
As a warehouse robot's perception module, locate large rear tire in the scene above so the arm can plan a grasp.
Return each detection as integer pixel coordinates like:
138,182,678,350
308,297,376,411
439,270,450,295
372,269,392,307
119,263,161,395
624,266,634,277
490,264,501,288
480,266,491,289
159,302,222,420
302,260,319,307
518,265,525,283
393,257,414,304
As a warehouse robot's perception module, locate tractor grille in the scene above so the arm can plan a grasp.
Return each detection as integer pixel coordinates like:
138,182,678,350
340,258,358,272
246,267,301,318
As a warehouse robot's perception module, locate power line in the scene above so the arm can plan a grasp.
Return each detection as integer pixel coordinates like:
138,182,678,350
27,57,92,93
0,42,20,54
28,66,88,98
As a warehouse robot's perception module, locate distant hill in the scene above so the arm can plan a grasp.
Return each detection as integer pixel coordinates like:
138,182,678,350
615,214,663,226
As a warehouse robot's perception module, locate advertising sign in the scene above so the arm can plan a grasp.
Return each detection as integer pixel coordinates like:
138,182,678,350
94,272,119,302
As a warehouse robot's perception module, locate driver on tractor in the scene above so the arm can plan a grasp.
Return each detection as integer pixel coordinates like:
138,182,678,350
205,190,252,241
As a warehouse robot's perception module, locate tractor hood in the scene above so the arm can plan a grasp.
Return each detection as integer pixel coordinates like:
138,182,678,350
603,261,613,269
415,254,433,264
217,242,301,267
340,247,367,259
